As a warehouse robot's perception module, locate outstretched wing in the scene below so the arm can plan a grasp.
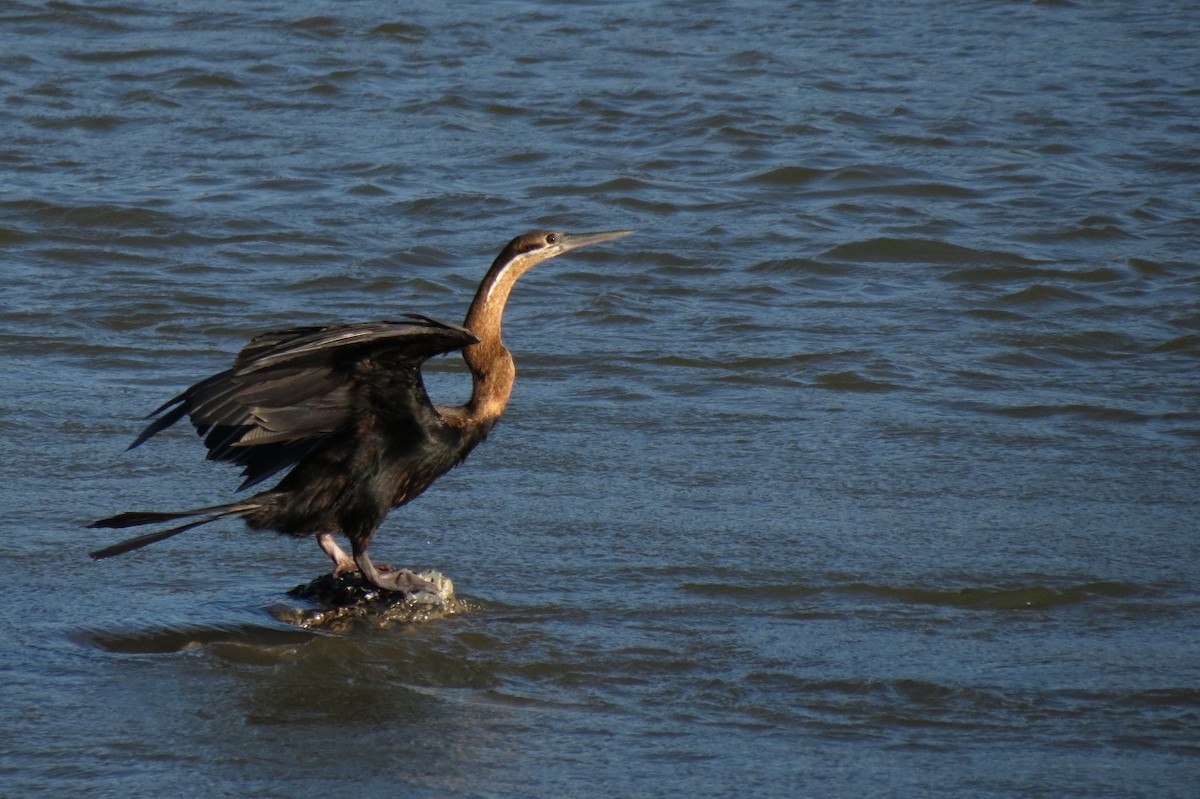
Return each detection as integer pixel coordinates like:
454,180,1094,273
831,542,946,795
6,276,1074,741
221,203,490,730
131,315,477,489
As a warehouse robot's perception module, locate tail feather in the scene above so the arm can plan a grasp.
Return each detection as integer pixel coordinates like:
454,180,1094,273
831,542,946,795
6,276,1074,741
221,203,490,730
90,508,207,529
88,502,254,560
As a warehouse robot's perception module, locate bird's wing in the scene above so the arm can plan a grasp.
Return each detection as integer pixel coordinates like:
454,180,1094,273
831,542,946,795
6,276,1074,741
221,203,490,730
131,315,477,489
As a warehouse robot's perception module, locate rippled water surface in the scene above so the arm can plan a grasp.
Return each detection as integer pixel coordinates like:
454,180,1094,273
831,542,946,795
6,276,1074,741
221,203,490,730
2,1,1198,797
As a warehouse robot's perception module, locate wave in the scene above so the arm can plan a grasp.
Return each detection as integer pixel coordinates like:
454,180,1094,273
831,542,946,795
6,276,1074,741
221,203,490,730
78,620,314,655
824,237,1035,266
681,579,1140,610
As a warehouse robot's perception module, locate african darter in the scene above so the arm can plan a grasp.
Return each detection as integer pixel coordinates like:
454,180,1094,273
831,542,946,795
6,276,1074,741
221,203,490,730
90,229,632,593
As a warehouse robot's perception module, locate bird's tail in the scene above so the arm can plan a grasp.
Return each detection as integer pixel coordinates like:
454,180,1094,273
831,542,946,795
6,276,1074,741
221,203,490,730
88,502,256,560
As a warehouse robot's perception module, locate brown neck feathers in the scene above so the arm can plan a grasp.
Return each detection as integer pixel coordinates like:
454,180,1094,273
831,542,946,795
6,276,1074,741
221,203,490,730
459,242,543,428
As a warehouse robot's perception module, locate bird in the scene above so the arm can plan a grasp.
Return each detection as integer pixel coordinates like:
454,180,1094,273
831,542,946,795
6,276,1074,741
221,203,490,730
89,229,633,593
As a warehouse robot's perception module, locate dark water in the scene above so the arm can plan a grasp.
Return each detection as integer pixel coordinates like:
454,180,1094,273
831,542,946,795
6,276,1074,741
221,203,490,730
2,1,1198,796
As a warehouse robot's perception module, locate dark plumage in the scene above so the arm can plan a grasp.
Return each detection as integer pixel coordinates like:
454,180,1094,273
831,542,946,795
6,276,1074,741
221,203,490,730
90,229,632,592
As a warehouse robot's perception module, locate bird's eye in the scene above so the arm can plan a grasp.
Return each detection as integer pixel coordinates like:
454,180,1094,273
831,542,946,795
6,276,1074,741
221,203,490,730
545,233,559,245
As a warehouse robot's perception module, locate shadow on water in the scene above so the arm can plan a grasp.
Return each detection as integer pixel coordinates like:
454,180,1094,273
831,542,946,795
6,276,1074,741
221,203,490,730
61,605,535,795
71,604,504,740
74,594,510,693
79,602,488,671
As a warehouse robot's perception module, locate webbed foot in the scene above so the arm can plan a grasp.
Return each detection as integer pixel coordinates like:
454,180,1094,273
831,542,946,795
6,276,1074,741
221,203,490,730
354,551,442,599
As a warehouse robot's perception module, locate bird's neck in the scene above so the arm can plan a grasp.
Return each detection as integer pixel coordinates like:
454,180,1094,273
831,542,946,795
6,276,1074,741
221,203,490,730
460,251,530,429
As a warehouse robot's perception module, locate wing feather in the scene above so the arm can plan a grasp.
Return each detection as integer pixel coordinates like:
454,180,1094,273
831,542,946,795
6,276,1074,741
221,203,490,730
129,316,477,488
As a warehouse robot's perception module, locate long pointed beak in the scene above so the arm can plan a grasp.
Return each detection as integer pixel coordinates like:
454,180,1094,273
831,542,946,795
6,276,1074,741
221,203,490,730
558,229,635,253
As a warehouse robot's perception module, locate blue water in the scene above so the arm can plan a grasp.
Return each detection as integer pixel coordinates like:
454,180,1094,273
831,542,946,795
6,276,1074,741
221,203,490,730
2,1,1198,797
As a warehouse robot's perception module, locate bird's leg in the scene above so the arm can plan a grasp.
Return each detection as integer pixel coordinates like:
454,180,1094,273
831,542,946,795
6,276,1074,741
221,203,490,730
353,548,440,596
317,533,358,576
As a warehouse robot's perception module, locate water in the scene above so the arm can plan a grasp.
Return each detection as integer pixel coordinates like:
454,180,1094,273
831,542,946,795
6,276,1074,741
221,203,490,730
2,1,1198,796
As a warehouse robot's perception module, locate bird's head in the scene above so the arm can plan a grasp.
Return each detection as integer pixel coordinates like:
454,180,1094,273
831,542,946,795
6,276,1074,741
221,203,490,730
477,228,633,307
498,228,634,271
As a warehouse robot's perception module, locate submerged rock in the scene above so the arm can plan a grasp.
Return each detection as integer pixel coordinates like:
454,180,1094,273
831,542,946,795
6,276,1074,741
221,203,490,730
271,569,469,631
